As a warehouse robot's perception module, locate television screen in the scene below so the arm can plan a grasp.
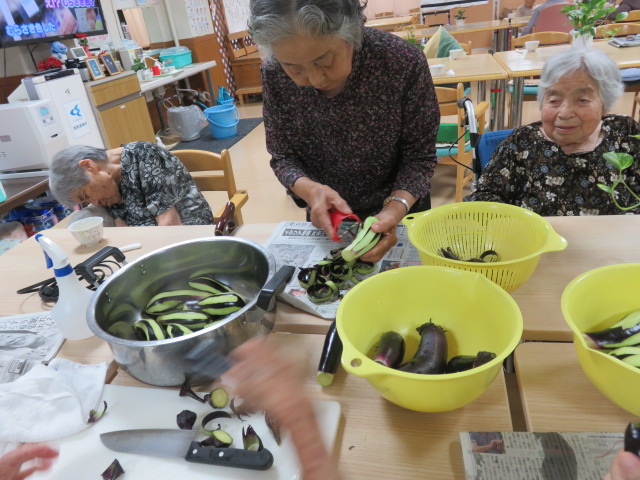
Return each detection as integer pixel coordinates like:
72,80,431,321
0,0,108,48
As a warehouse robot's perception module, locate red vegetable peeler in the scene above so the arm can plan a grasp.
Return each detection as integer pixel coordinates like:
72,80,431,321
329,209,361,242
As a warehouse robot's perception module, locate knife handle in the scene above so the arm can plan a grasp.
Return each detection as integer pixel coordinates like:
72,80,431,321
185,442,274,470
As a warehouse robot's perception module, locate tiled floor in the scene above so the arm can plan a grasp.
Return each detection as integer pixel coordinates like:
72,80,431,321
229,89,638,225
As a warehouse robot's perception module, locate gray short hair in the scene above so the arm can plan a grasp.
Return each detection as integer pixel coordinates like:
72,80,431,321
49,145,108,206
248,0,366,60
537,48,624,112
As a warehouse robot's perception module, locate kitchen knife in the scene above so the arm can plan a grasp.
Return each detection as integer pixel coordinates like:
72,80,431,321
100,429,274,470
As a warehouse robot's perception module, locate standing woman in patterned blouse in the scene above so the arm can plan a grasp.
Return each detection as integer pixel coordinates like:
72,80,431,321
49,142,214,226
249,0,440,261
472,48,640,215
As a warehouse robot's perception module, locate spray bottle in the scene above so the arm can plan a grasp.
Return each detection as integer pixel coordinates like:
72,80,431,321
35,233,94,340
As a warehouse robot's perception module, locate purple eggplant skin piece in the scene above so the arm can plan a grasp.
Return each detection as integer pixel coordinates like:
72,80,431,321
398,321,448,375
177,409,197,430
373,331,406,369
101,459,125,480
584,320,640,349
625,422,640,457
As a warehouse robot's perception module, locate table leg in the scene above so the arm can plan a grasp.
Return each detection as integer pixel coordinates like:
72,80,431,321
510,77,524,128
477,80,487,103
204,67,216,103
497,79,506,130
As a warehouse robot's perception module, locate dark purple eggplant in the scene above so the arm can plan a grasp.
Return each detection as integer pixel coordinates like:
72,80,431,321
398,321,448,375
445,351,496,373
317,320,343,386
584,310,640,349
373,331,405,369
625,422,640,457
177,409,197,430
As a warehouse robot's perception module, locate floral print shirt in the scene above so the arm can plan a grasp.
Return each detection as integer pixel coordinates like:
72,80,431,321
471,115,640,215
109,142,213,226
263,27,440,218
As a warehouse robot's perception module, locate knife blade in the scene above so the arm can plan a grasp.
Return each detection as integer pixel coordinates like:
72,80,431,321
100,429,273,471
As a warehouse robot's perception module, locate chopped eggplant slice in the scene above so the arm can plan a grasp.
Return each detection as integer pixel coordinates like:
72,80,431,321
243,424,264,452
89,401,108,424
101,459,124,480
177,409,197,430
208,387,229,408
201,424,233,447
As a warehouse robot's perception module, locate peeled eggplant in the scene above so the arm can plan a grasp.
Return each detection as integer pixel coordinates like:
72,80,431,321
398,321,448,375
584,309,640,349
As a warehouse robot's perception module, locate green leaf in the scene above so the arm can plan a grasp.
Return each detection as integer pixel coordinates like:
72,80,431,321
597,184,613,193
603,151,623,169
616,11,629,21
617,153,634,170
630,134,640,140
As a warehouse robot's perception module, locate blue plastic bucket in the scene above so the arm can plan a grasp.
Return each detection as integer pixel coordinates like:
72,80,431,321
204,104,240,139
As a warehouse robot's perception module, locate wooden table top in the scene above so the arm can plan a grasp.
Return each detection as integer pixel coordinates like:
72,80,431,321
429,53,508,84
365,15,415,30
514,342,639,432
106,332,513,480
0,175,49,215
494,41,640,77
394,17,530,40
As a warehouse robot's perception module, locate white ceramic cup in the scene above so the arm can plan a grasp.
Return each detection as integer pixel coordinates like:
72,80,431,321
429,64,446,77
68,216,104,246
449,48,464,60
525,40,540,52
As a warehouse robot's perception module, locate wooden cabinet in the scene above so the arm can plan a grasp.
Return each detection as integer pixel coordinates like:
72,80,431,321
85,72,156,148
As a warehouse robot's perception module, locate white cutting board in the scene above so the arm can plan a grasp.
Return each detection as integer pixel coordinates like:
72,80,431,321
32,384,341,480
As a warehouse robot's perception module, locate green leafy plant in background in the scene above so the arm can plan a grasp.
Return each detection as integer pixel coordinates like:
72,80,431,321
131,58,146,72
597,134,640,211
405,25,425,50
562,0,627,38
454,8,466,20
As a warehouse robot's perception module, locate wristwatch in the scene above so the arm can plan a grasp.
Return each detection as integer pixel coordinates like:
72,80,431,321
383,195,410,214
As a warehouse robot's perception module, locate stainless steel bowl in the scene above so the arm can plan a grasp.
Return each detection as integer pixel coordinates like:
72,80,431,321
87,237,293,386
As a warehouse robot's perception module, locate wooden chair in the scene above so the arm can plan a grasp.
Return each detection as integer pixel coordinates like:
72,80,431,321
172,149,248,226
226,30,262,105
375,11,394,18
617,10,640,22
595,22,640,38
435,83,489,203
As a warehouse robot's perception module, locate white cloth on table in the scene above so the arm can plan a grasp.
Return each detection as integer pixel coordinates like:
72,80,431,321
0,358,107,443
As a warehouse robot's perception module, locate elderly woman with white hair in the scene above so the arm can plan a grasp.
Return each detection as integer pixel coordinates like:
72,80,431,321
472,48,640,215
49,141,213,226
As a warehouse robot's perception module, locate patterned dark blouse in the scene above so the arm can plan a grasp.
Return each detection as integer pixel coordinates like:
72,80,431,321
263,27,440,218
471,115,640,215
109,142,214,226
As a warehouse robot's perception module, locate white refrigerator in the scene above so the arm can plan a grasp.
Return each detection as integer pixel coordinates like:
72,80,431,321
23,71,104,149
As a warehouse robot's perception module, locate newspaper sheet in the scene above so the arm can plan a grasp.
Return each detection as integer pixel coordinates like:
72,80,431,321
460,431,625,480
264,221,423,319
0,312,64,383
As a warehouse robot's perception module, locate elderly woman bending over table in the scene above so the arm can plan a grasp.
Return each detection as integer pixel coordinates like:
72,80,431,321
472,48,640,215
49,142,213,227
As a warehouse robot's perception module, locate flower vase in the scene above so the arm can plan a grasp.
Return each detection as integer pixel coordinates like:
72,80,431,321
455,19,465,26
571,31,593,49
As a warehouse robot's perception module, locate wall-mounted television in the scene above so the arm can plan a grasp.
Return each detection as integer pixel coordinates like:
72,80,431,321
0,0,108,48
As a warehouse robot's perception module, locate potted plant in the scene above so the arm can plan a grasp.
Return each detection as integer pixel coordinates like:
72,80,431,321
405,25,425,50
597,135,640,211
454,8,466,26
562,0,627,48
131,58,147,81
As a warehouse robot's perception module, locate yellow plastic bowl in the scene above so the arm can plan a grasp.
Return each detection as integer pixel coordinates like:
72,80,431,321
336,266,523,412
561,263,640,417
402,202,567,292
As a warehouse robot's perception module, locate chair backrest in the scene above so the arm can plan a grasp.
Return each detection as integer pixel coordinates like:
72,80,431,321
171,149,247,224
477,129,513,171
459,41,472,54
227,30,258,60
512,31,572,48
534,3,573,33
595,22,640,38
618,10,640,22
